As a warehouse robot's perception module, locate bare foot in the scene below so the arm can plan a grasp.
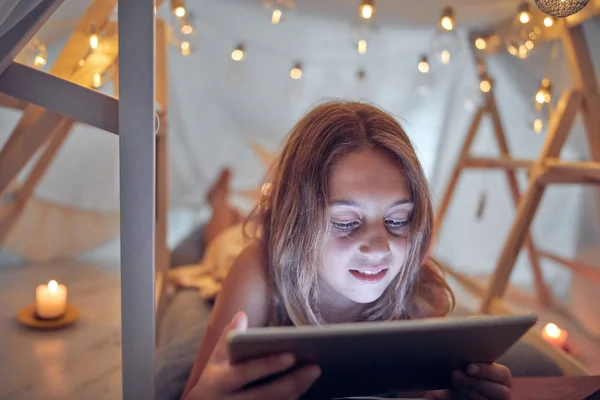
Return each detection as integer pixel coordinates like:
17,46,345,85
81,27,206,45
206,167,232,205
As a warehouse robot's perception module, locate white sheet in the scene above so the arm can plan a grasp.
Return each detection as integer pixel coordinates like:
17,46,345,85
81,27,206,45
0,0,45,38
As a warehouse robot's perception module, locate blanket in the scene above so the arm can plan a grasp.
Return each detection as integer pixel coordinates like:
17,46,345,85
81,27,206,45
166,222,250,299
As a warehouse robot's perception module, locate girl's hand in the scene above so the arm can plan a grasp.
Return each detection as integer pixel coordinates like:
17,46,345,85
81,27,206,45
425,363,512,400
185,312,321,400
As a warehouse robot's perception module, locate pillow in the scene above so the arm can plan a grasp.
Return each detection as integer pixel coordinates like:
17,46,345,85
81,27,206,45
155,290,213,400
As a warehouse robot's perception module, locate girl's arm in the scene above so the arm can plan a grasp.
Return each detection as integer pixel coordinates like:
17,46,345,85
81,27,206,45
180,243,270,399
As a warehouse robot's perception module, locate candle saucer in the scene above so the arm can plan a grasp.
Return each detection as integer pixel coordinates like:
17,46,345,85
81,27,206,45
16,304,80,330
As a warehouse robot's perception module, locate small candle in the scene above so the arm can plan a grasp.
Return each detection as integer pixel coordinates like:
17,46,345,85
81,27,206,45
35,280,67,319
541,322,568,349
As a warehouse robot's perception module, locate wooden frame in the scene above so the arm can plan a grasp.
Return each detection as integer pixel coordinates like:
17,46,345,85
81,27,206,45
433,21,600,316
0,1,170,398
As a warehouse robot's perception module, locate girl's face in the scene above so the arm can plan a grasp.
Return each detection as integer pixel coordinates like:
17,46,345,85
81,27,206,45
318,148,413,309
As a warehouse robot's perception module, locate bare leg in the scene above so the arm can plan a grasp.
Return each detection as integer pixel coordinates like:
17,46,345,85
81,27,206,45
203,168,243,247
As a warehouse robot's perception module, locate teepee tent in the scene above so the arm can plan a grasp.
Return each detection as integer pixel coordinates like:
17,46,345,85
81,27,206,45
1,0,600,397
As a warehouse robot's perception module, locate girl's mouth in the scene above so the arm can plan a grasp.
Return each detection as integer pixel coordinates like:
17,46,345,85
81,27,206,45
349,268,388,283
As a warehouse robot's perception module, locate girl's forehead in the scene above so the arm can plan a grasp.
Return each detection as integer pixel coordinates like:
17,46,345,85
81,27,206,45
329,149,409,199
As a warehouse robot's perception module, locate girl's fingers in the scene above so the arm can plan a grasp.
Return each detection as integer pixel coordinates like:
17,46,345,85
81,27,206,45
452,370,511,400
212,312,248,363
219,353,297,391
233,365,322,400
465,363,512,387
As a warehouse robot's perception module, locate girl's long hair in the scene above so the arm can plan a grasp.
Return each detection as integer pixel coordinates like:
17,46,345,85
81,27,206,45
245,101,454,326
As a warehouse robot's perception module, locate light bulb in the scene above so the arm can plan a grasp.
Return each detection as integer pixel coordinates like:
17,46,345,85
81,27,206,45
536,92,546,104
231,44,245,61
290,63,302,80
181,23,193,35
89,33,99,49
92,72,101,88
533,118,543,134
272,9,282,23
544,16,554,27
475,37,486,50
33,44,47,68
175,6,186,17
360,0,374,19
439,6,455,31
480,78,491,93
34,55,46,67
358,39,367,54
78,59,86,67
535,79,552,105
418,56,430,73
525,40,535,50
181,41,190,56
441,50,451,64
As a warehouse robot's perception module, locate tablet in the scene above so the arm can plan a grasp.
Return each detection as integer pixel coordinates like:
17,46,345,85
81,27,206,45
227,314,537,399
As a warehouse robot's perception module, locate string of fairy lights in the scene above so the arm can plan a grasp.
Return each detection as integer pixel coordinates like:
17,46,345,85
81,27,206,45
25,0,592,133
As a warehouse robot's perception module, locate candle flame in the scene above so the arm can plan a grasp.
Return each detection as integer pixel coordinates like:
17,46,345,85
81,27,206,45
543,323,563,339
48,280,58,292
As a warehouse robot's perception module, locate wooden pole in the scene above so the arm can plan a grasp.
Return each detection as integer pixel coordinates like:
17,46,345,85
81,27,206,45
154,19,169,311
488,95,552,307
118,0,156,397
481,90,582,312
432,105,485,245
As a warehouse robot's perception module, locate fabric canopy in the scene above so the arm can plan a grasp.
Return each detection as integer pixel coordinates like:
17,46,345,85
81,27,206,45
1,0,599,302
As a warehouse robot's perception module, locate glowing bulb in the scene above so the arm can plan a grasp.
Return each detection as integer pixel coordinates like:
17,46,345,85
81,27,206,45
525,40,535,50
290,64,302,80
508,45,518,56
231,45,245,61
439,6,455,31
480,79,491,93
533,118,543,134
544,16,554,27
175,6,186,17
181,24,193,35
358,40,367,54
440,50,450,64
92,72,101,88
441,16,453,31
78,59,86,67
271,9,282,24
519,11,530,23
518,45,528,59
34,55,46,67
360,3,374,19
48,280,58,292
536,92,546,104
418,56,430,73
181,41,190,56
89,33,99,49
475,37,486,50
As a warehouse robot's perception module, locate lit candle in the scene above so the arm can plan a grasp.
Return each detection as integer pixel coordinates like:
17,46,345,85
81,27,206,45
541,322,568,349
35,280,67,319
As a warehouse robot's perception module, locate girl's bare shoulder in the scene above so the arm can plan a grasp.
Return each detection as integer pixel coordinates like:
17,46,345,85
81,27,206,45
214,241,270,327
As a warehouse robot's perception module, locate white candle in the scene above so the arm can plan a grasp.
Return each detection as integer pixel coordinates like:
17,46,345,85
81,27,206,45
35,280,67,319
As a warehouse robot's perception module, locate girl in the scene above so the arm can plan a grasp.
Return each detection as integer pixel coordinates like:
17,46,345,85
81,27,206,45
181,101,512,400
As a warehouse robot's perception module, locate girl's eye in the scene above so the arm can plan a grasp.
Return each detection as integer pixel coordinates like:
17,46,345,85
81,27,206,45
385,219,409,229
331,221,360,232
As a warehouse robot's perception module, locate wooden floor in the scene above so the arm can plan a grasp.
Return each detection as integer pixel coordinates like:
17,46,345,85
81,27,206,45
0,261,123,400
0,260,599,399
